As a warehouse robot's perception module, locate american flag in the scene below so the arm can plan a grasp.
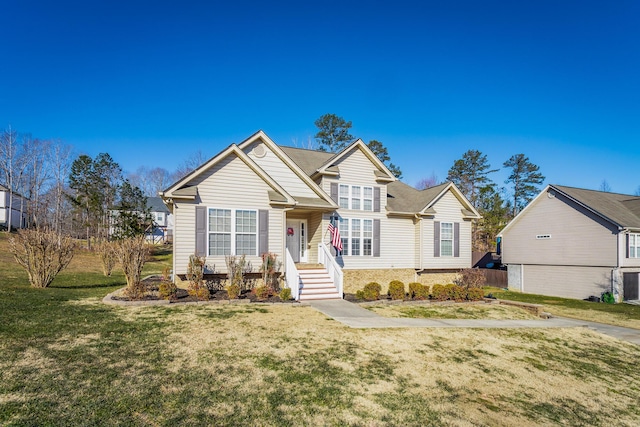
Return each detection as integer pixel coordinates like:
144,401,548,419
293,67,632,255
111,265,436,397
328,221,343,253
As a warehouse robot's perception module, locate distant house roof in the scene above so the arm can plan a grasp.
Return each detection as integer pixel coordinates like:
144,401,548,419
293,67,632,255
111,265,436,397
147,196,170,213
550,185,640,230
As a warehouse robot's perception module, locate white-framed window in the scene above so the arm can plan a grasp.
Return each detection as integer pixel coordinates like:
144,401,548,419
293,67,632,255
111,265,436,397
339,217,373,256
630,233,640,258
156,212,164,222
339,184,349,209
440,222,453,257
208,208,257,256
338,185,374,211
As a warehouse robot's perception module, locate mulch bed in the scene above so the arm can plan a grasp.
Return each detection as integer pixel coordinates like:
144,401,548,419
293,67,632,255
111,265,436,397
111,276,295,304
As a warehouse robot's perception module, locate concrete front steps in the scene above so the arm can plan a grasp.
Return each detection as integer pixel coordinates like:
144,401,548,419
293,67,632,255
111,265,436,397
297,267,342,301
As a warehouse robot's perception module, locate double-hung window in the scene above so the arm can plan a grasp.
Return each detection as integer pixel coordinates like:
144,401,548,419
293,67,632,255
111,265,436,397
338,184,374,211
208,208,257,256
630,234,640,258
340,218,373,256
339,185,350,209
440,222,453,257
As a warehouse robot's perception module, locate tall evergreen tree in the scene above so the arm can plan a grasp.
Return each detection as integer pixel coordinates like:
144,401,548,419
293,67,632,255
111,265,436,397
314,113,354,152
446,149,497,208
366,140,402,178
503,153,545,216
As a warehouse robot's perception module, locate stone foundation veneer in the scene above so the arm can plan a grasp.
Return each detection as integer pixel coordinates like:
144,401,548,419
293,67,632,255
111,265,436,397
342,269,460,295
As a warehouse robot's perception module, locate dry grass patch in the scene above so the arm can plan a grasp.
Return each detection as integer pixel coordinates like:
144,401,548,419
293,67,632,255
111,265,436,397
367,302,540,320
541,305,640,330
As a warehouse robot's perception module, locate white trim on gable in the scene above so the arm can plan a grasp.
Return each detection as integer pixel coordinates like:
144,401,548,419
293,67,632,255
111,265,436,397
161,144,296,206
237,130,338,209
421,183,481,219
316,139,397,182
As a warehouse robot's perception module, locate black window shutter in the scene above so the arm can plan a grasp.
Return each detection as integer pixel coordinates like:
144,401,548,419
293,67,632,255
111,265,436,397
330,183,338,203
454,222,460,258
374,187,381,212
373,219,380,257
259,210,269,255
626,233,630,258
434,221,440,257
195,206,207,257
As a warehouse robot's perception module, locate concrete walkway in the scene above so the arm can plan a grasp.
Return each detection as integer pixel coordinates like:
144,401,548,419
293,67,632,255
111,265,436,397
309,299,640,345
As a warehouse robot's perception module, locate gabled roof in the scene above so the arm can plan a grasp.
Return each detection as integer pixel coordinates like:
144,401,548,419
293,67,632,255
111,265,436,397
161,144,295,205
550,185,640,229
236,130,337,208
147,197,170,213
499,184,640,236
386,181,481,218
280,139,396,182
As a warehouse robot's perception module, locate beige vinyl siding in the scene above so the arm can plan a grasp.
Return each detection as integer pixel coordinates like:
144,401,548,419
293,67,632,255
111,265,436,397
317,147,416,269
521,265,612,300
306,211,324,263
414,218,422,268
173,154,283,274
421,191,472,269
620,232,640,267
501,192,618,267
244,141,318,198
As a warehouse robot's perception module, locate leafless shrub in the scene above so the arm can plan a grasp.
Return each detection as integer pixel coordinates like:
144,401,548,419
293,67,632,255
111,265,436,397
96,240,117,276
454,268,487,289
115,235,149,299
186,254,208,300
9,229,75,288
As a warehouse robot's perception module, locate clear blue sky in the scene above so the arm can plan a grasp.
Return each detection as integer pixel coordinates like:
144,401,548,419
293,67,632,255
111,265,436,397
2,0,639,194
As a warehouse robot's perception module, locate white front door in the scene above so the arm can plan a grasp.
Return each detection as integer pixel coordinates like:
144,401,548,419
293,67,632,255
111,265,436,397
286,220,307,263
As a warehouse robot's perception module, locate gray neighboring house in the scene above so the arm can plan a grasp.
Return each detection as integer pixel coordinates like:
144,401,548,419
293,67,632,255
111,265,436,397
498,184,640,302
0,184,28,230
147,196,173,243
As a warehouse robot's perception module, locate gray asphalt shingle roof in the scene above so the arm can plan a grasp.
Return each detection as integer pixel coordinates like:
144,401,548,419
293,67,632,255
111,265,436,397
147,196,170,213
552,185,640,229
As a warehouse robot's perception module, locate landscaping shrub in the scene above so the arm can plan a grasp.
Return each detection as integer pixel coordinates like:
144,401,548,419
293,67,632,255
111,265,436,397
254,284,270,300
455,268,487,288
96,240,117,276
388,280,405,300
408,282,428,300
363,282,382,301
115,235,150,299
226,283,241,299
226,254,250,294
9,229,75,288
260,252,281,293
466,287,485,301
279,287,292,301
430,284,448,301
158,267,177,300
446,283,466,301
187,254,209,301
356,290,365,300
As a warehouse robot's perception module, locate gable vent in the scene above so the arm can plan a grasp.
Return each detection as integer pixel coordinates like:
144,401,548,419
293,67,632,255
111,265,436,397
253,143,266,158
536,234,551,240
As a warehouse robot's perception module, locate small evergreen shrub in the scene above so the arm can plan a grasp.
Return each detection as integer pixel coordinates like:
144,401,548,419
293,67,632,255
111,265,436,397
430,284,448,301
388,280,405,300
455,268,487,289
187,254,209,301
279,287,292,301
445,283,466,301
356,290,365,300
158,267,177,300
466,287,485,301
363,282,382,301
254,284,270,300
408,282,429,300
226,283,241,299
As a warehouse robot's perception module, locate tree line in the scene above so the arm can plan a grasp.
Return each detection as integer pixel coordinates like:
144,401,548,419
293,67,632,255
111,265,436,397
312,114,546,252
0,126,202,243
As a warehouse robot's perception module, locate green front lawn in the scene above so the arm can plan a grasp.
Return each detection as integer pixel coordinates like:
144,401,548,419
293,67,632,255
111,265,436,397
2,233,640,426
489,287,640,329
